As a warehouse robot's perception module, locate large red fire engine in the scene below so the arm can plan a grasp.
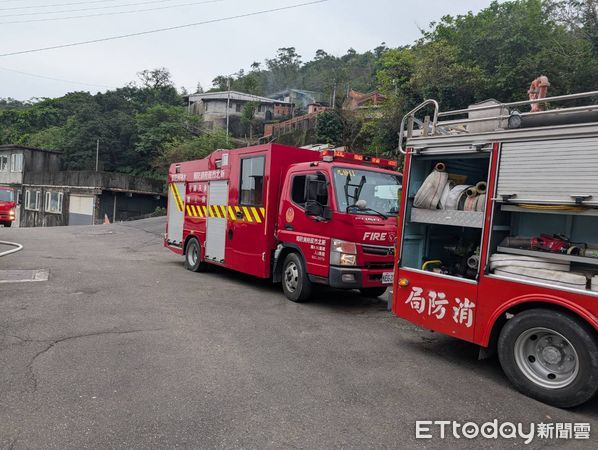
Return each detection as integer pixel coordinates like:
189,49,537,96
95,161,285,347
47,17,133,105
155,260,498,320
393,89,598,407
165,144,401,302
0,185,16,227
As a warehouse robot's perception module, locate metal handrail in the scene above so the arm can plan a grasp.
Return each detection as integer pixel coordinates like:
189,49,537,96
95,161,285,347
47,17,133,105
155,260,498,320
397,99,439,155
438,90,598,118
399,90,598,150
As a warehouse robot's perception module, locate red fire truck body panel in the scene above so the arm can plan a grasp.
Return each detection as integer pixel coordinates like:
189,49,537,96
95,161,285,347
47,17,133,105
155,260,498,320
165,144,401,293
0,186,16,226
394,143,598,347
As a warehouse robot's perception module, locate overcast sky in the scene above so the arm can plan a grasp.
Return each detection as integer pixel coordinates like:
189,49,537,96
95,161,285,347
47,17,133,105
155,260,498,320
0,0,497,100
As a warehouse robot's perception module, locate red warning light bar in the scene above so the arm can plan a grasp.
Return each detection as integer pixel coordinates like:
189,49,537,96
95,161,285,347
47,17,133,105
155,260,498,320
320,149,398,170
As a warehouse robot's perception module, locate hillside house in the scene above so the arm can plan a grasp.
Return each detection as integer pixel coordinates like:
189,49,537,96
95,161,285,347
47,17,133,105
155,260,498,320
343,89,386,113
269,89,323,111
187,91,292,135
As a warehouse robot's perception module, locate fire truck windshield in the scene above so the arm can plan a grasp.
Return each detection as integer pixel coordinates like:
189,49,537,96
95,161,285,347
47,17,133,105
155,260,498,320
0,189,14,202
333,167,401,216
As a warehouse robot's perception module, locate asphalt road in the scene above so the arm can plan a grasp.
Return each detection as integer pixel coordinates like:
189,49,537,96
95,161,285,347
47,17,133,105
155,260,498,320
0,217,596,449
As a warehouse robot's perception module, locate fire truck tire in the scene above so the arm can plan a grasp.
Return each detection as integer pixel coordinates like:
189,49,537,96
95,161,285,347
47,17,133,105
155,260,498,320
359,287,387,298
282,253,312,302
2,221,11,228
184,238,206,273
497,308,598,408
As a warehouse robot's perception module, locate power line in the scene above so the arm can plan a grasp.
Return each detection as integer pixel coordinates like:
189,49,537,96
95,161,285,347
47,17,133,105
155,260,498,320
0,0,224,24
1,0,178,17
0,65,115,88
0,1,120,11
0,0,329,57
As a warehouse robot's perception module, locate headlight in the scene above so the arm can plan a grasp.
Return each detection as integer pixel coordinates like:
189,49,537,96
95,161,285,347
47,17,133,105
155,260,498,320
330,239,357,266
9,208,15,217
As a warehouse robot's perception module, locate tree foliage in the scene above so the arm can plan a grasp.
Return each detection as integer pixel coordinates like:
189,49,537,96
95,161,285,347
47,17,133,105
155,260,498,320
1,0,597,172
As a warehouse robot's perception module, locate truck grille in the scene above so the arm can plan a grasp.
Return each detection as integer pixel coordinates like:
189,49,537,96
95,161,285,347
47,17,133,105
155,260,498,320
362,245,395,256
364,262,394,269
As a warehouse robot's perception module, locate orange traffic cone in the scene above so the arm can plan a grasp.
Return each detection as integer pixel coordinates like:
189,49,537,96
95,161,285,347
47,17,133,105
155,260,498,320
103,214,110,224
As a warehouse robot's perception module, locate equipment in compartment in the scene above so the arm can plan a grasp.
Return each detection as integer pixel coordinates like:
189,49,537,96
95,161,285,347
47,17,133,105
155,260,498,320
413,162,448,209
500,235,595,257
494,266,587,290
413,161,486,212
489,253,570,272
422,240,480,280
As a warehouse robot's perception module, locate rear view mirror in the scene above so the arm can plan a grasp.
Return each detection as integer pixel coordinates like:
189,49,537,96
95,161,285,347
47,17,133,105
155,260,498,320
305,200,322,216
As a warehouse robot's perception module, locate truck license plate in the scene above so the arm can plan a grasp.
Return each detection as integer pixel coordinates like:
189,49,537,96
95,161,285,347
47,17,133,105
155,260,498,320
382,272,394,284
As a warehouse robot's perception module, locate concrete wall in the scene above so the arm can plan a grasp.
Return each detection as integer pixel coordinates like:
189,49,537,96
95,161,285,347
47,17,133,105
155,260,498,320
23,170,164,194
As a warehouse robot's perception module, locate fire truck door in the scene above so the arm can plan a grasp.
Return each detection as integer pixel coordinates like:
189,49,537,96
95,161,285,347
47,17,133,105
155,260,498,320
205,180,228,263
167,182,185,245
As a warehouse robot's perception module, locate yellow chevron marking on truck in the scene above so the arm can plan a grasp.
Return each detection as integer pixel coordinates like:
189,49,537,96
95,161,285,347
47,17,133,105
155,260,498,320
251,207,262,223
183,204,265,222
242,206,253,222
169,183,184,212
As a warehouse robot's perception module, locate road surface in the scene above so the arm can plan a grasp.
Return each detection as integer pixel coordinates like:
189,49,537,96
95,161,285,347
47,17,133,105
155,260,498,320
0,218,596,448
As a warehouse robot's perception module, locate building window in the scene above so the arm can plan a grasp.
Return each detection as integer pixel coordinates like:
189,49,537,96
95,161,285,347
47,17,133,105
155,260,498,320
235,103,242,112
204,102,209,112
25,190,41,211
0,155,7,172
45,191,63,214
239,156,265,206
10,153,23,172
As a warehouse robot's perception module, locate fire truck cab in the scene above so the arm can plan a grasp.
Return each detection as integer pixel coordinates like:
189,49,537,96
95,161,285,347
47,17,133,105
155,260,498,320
393,91,598,407
165,144,401,302
0,185,16,227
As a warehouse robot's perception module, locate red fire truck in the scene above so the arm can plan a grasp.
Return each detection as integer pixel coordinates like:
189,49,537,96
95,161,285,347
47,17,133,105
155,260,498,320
0,185,16,227
393,90,598,407
165,144,401,302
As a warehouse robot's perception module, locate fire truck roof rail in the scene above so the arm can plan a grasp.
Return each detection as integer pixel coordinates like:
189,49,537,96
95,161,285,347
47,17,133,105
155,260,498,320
398,90,598,155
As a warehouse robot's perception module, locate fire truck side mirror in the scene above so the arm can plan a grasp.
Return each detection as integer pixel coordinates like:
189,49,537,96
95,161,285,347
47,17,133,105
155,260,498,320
305,201,322,217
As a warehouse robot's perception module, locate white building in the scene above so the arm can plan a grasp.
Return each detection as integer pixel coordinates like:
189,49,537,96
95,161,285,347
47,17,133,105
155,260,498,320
187,91,292,134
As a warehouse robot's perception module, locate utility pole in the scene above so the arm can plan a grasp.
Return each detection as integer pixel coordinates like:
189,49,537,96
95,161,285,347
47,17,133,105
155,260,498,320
95,139,99,171
226,77,231,144
332,84,336,108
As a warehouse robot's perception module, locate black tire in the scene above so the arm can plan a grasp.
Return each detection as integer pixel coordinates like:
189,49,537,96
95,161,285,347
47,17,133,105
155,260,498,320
3,221,11,228
359,287,387,298
498,308,598,408
281,253,312,302
184,238,206,272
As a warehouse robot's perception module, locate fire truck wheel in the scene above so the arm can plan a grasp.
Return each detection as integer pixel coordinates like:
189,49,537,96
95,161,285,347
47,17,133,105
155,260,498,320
359,287,387,298
2,221,11,228
282,253,312,302
498,308,598,408
184,238,206,272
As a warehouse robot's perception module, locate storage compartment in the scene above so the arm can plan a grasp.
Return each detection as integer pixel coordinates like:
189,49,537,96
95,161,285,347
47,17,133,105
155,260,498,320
496,137,598,205
488,204,598,293
400,153,490,279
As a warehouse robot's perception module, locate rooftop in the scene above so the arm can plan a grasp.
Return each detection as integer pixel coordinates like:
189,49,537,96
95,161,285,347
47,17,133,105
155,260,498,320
188,91,292,105
0,144,62,155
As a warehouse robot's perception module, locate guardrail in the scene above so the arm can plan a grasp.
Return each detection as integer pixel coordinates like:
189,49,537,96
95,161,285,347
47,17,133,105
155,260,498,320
0,241,23,258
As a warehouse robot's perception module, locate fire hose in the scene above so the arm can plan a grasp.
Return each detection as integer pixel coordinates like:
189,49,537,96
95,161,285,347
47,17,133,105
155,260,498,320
0,240,23,258
413,162,448,209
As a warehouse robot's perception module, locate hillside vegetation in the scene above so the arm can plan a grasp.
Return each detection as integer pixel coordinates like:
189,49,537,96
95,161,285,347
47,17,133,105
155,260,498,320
1,0,596,178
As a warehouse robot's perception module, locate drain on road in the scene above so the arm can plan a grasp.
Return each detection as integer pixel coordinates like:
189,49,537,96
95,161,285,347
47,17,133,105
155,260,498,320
0,269,49,283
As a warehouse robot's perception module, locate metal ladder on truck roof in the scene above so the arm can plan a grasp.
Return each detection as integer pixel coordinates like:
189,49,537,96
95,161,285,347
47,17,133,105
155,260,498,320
398,90,598,154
